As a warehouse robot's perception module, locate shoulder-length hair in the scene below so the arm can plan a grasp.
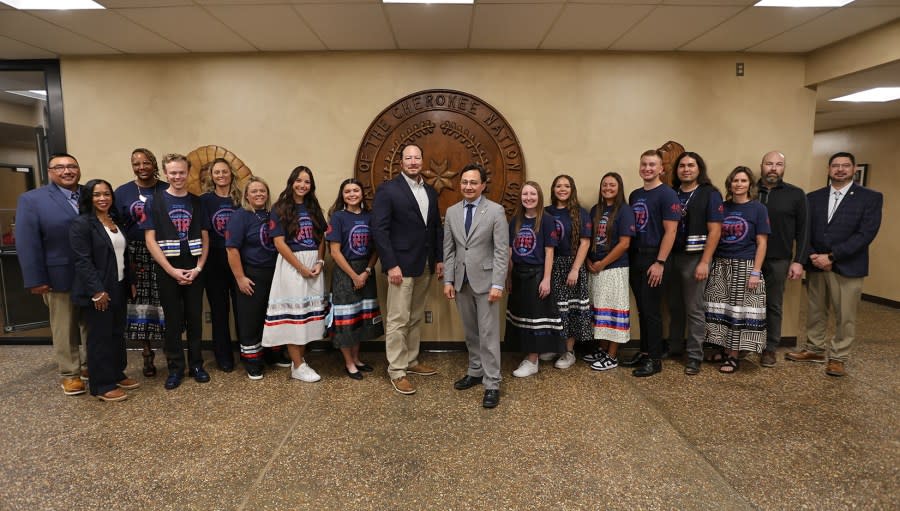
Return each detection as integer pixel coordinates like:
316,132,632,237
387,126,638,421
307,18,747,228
592,172,626,252
512,181,545,237
79,178,122,224
328,178,369,219
724,166,758,202
272,166,325,242
203,158,242,206
240,176,272,212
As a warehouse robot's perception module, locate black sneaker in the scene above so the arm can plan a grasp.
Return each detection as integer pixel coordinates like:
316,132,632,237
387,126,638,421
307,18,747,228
275,350,292,368
247,366,264,381
164,373,182,390
582,350,608,363
189,366,211,383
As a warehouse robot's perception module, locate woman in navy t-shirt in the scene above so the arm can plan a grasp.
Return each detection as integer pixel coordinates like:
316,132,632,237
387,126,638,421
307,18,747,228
506,181,565,378
200,158,242,372
703,166,770,373
325,178,382,380
584,172,636,371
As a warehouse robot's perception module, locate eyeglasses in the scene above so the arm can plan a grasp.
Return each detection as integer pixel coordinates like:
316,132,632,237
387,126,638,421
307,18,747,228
830,163,853,169
49,164,80,171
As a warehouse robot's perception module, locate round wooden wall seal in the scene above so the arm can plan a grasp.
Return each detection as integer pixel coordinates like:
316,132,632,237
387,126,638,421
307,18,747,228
354,89,525,219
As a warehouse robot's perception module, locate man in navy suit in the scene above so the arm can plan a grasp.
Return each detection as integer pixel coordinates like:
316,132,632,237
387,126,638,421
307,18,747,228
16,153,89,395
372,144,444,395
787,152,882,377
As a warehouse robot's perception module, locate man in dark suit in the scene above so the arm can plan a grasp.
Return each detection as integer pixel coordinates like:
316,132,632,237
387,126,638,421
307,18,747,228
443,164,508,408
16,153,89,395
372,144,444,395
787,152,882,377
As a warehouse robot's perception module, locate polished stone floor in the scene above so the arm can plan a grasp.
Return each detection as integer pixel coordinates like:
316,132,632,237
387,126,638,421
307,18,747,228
0,301,897,511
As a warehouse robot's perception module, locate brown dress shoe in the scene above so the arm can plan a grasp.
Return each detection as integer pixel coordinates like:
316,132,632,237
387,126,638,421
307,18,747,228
97,388,128,402
785,350,825,363
391,376,416,395
760,350,777,367
826,360,846,377
60,377,86,396
407,363,437,376
117,377,141,390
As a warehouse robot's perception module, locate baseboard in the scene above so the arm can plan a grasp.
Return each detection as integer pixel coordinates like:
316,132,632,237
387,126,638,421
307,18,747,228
862,293,900,309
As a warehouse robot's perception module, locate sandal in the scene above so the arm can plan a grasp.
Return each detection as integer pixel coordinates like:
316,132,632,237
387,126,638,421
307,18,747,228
719,356,739,374
142,349,156,377
704,349,725,363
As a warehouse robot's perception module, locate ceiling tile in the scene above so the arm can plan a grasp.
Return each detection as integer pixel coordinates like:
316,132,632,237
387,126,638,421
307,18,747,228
749,7,900,52
116,6,256,52
661,0,755,5
679,6,829,51
846,0,900,6
385,4,472,49
294,3,394,50
205,5,324,51
470,3,562,49
611,6,744,51
99,0,193,6
30,10,186,53
542,4,654,50
0,35,55,59
0,11,119,55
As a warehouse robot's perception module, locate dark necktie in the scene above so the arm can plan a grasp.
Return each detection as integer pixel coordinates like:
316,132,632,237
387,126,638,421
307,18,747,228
465,203,474,235
69,191,80,212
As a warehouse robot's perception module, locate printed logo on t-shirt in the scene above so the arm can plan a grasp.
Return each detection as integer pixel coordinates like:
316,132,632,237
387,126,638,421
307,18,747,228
212,207,234,237
514,227,537,257
553,218,565,242
129,200,146,224
348,224,371,257
296,215,317,249
259,223,275,251
595,214,609,247
721,215,749,244
168,207,192,240
632,201,649,232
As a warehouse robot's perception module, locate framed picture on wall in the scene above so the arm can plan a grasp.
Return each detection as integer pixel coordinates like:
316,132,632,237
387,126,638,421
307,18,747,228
827,163,868,187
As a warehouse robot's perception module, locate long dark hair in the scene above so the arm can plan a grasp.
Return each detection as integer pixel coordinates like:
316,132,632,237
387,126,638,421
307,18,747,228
328,178,369,218
551,174,583,254
273,166,325,242
79,178,121,224
592,172,626,252
671,151,715,191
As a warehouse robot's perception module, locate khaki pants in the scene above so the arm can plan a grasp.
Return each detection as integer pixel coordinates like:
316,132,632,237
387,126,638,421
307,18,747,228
385,272,432,380
43,291,88,376
805,271,863,362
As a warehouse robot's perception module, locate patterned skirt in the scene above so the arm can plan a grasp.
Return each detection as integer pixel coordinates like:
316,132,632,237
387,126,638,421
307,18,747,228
125,241,165,343
262,251,328,346
588,266,631,344
703,258,767,352
330,259,384,348
550,255,593,343
505,264,565,354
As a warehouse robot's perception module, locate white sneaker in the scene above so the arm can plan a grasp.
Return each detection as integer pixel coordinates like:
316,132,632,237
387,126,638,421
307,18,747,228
512,358,539,378
538,352,557,361
582,349,607,363
591,355,618,371
554,351,576,369
291,361,321,383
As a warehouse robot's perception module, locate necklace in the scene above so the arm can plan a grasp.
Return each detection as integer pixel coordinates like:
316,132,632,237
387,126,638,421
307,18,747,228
98,215,118,233
135,180,156,202
679,187,698,217
254,209,269,222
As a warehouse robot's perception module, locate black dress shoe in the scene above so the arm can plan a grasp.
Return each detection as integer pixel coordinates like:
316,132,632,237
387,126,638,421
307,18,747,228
355,363,374,372
164,373,182,390
632,358,662,377
621,352,649,367
684,358,701,375
218,362,234,373
345,368,363,380
189,366,211,383
454,375,483,390
483,389,500,408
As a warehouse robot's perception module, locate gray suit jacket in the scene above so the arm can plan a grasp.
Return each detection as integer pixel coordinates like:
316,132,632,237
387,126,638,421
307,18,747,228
443,197,509,294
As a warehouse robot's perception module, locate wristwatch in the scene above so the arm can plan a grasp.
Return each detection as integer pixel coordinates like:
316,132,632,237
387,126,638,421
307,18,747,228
827,253,835,262
655,259,666,265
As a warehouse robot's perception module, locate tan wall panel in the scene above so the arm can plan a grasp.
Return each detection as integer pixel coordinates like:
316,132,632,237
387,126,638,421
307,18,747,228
60,51,816,341
806,19,900,86
812,119,899,302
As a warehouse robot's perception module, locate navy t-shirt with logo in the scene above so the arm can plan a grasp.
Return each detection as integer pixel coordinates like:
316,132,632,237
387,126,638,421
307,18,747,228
200,192,238,250
509,215,559,266
544,206,592,257
628,184,681,249
225,208,277,268
139,190,209,257
716,200,771,260
326,210,373,262
114,181,168,242
588,203,636,268
270,203,320,252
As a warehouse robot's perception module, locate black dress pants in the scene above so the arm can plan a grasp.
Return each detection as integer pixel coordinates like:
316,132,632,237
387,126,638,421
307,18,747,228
156,255,205,374
205,248,239,366
83,280,128,396
629,250,665,359
235,265,275,369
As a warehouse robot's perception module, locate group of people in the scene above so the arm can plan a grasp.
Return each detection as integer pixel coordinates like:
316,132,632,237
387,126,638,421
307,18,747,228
15,144,882,408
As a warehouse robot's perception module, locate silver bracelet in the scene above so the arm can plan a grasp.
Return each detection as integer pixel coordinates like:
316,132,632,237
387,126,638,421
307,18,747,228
91,293,106,302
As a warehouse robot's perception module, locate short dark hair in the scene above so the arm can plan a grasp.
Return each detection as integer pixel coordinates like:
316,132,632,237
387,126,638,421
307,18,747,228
460,163,487,184
401,143,423,157
49,152,78,165
828,151,855,167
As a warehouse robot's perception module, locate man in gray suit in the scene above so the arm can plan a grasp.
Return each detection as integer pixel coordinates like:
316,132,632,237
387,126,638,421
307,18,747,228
443,163,509,408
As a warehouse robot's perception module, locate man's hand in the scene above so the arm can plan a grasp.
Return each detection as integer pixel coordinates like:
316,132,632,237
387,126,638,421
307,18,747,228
387,266,403,286
694,261,710,281
788,262,804,280
29,285,50,295
435,262,444,281
647,262,664,288
488,288,503,303
444,283,455,300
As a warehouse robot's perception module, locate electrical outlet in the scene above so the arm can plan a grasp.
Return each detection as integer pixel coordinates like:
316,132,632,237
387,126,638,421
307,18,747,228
205,312,212,323
425,311,433,323
736,62,744,77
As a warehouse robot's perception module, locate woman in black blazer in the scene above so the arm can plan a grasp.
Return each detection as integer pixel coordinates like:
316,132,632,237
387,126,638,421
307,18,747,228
70,179,138,401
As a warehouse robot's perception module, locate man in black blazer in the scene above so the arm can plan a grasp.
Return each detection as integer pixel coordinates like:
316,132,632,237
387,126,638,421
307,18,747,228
787,152,882,377
15,153,88,395
372,144,444,395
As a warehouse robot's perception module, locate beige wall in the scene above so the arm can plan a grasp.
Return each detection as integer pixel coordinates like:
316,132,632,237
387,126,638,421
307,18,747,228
812,118,898,302
60,51,817,340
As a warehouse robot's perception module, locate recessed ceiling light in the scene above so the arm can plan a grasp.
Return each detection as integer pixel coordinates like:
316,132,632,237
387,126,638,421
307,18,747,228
5,90,47,100
0,0,104,9
383,1,474,4
754,0,854,6
829,87,900,103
